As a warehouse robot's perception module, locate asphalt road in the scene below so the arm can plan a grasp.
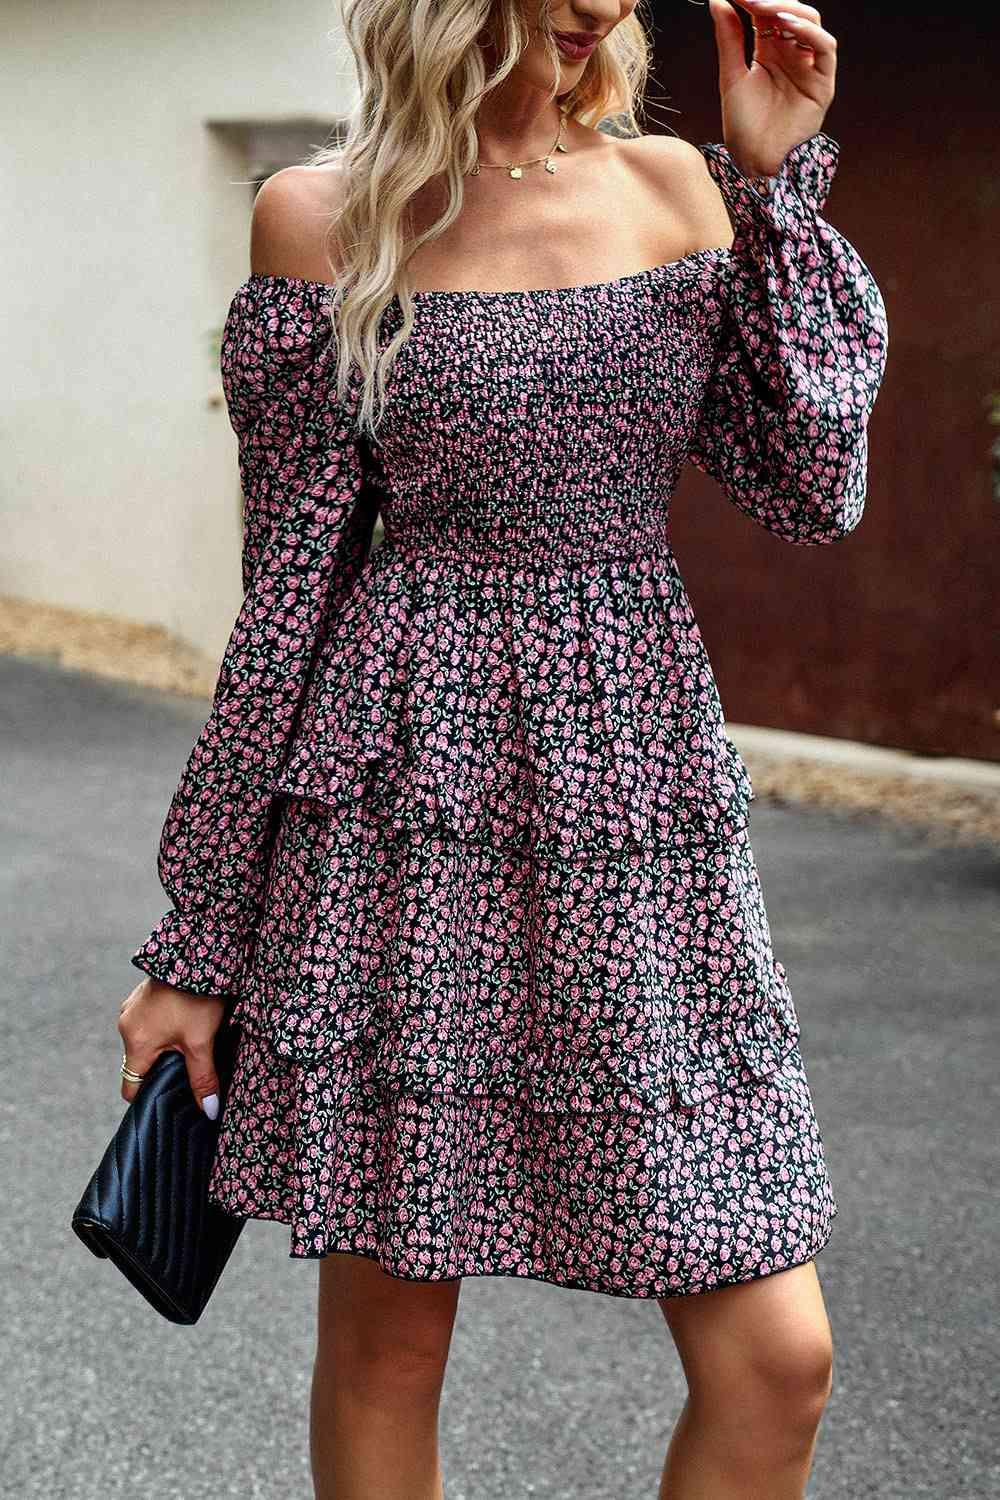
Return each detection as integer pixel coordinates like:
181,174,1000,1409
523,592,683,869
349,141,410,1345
2,653,997,1500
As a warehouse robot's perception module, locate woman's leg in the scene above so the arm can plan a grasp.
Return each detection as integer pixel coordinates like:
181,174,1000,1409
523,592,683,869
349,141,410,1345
657,1260,834,1500
311,1251,462,1500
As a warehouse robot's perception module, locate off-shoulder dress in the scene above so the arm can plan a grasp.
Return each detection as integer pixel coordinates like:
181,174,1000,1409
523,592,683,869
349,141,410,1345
131,131,888,1299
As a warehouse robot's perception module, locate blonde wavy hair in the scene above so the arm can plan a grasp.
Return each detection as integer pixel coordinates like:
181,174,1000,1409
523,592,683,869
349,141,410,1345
301,0,654,436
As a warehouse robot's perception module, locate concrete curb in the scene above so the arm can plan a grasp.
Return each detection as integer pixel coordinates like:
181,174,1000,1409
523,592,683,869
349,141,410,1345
727,723,1000,793
728,724,1000,850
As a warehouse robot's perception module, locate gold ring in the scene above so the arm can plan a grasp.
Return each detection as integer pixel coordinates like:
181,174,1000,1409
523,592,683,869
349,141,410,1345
754,26,780,37
121,1053,145,1084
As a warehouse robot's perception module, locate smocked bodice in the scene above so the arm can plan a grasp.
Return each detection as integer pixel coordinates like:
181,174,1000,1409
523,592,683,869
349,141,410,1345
367,246,727,567
131,130,889,1004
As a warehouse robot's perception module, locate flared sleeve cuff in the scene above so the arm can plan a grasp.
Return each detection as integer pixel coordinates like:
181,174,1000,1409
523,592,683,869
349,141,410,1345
686,129,889,546
129,274,379,1002
130,907,254,999
697,130,841,241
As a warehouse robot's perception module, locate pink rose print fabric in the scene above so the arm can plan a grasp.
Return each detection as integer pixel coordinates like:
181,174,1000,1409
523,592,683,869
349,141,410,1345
132,131,888,1298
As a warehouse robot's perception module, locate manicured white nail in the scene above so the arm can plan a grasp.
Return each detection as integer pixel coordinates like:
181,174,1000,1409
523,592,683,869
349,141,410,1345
776,11,804,21
202,1092,220,1120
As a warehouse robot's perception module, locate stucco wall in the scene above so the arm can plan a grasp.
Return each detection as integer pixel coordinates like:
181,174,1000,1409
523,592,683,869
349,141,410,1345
2,1,356,661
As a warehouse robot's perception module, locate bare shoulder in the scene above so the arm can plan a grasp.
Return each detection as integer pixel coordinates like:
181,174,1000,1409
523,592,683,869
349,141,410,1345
249,159,349,282
616,132,734,250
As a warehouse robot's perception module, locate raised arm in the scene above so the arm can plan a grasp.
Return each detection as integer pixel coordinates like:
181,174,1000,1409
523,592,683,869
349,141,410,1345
129,272,379,998
686,129,889,545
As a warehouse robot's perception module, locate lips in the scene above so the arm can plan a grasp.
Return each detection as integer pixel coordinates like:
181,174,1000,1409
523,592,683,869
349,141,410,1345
554,31,599,60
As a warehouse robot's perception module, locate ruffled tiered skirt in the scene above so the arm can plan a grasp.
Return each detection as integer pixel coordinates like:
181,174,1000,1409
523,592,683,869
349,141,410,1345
207,537,838,1297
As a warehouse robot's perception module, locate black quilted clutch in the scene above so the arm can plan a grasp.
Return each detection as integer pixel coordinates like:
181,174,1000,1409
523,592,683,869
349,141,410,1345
71,1018,246,1324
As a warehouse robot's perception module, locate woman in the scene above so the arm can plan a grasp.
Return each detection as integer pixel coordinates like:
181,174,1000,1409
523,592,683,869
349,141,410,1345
117,0,888,1495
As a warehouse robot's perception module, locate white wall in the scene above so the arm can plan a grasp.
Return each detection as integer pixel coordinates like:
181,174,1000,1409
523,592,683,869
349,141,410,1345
1,1,357,661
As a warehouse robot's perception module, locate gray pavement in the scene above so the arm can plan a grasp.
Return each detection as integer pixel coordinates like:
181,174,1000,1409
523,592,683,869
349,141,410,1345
2,652,998,1500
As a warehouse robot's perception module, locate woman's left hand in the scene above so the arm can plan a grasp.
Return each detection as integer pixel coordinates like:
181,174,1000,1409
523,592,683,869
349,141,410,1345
707,0,837,178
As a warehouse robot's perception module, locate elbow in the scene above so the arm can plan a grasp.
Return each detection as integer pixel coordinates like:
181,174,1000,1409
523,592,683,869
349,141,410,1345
824,486,867,544
791,486,867,546
744,477,867,547
728,476,867,547
770,492,866,547
771,429,871,545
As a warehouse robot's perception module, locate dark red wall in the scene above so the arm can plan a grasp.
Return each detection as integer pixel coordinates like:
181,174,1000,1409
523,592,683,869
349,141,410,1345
650,2,999,759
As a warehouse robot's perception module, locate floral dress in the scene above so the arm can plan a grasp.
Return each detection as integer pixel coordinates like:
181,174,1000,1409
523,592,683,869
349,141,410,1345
131,130,888,1299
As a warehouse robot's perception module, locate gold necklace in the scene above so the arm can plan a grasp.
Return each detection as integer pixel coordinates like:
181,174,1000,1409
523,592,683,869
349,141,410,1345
471,110,569,180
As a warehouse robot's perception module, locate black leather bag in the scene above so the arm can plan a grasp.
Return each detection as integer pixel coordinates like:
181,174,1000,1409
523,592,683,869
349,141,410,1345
71,1017,246,1324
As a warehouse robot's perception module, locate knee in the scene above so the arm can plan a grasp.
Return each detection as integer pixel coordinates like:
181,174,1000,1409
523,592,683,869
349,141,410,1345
319,1316,454,1407
351,1336,451,1406
691,1328,834,1452
315,1256,460,1408
749,1328,835,1434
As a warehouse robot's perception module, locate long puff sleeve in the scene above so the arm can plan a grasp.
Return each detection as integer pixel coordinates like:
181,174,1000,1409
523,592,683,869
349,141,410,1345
130,276,379,997
687,130,889,545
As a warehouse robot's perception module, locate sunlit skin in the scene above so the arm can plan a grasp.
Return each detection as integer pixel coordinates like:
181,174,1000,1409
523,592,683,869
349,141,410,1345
469,0,644,164
473,0,835,180
118,3,841,1496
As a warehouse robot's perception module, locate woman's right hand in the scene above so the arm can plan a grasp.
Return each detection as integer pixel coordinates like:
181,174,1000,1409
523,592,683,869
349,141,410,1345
117,976,227,1118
